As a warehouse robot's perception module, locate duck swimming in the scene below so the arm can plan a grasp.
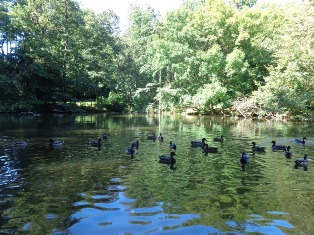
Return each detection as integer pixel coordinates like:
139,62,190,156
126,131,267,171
213,135,224,143
202,144,218,155
158,152,176,165
158,133,164,142
90,138,101,147
251,142,266,152
49,139,64,149
191,138,206,148
240,152,250,171
102,133,110,139
169,141,177,150
131,140,140,149
284,146,293,158
271,141,286,151
294,154,309,170
294,137,307,145
147,134,157,140
126,146,136,156
12,140,30,148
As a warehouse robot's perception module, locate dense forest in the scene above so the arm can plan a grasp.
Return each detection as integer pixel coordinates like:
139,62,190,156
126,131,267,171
0,0,314,120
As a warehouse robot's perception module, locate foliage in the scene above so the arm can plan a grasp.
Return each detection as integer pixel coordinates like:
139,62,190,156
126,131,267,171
155,86,181,112
182,79,229,114
127,0,282,114
229,0,258,9
254,2,314,120
103,91,127,112
0,0,120,113
0,0,314,119
132,86,157,112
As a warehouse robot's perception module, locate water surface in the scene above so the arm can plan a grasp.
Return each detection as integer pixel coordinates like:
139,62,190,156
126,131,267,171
0,114,313,234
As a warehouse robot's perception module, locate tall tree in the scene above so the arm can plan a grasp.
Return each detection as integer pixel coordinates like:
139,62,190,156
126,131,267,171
123,5,161,111
1,0,120,112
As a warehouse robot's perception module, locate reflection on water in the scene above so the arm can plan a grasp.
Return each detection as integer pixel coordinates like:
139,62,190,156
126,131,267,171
0,114,314,235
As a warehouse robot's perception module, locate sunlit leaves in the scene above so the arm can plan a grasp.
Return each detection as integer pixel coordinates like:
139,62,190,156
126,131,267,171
255,2,314,119
182,79,229,114
132,0,284,114
229,0,258,9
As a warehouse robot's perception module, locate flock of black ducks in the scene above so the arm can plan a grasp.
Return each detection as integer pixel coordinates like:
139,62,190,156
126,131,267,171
249,137,310,171
8,134,310,171
111,133,310,171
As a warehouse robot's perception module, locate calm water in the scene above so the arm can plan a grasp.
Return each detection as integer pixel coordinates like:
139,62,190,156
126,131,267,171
0,114,313,235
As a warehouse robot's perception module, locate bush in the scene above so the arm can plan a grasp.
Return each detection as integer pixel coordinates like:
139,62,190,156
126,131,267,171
103,92,126,112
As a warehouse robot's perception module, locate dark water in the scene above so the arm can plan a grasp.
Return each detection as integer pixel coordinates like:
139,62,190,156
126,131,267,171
0,114,313,235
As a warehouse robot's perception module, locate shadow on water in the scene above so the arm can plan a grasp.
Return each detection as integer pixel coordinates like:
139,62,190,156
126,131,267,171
0,114,314,234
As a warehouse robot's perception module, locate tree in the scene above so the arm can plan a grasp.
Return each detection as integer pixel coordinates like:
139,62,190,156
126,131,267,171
123,5,161,111
137,0,278,113
228,0,257,9
254,2,314,119
0,0,121,112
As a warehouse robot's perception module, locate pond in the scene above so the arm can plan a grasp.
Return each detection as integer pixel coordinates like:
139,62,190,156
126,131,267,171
0,114,313,235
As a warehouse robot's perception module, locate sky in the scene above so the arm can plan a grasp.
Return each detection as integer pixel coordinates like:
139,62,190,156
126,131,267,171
76,0,183,30
75,0,303,31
